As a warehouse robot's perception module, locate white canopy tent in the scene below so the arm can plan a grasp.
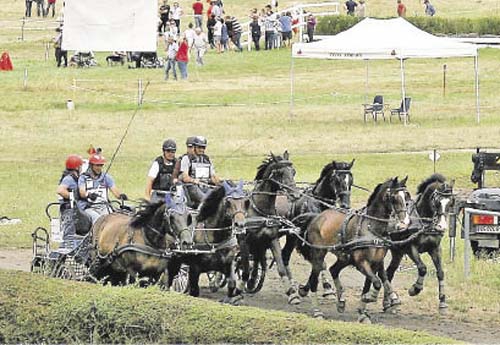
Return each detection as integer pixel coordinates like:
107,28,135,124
291,17,480,124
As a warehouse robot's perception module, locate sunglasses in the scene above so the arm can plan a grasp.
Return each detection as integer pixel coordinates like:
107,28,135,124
165,149,176,153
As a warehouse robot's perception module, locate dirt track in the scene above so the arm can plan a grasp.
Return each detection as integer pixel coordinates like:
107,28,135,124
1,248,499,344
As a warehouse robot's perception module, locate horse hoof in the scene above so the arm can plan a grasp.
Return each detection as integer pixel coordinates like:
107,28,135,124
313,309,324,319
322,288,336,299
230,295,244,306
337,300,346,313
247,279,256,291
439,302,448,313
288,292,301,305
408,286,422,297
361,294,377,303
298,284,309,298
358,313,371,324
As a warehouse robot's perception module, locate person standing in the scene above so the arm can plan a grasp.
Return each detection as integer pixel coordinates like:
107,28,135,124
306,13,316,43
345,0,358,16
192,0,204,29
25,0,33,17
206,14,216,48
227,15,243,52
264,10,276,50
176,36,189,79
45,0,56,17
170,2,183,32
192,27,208,65
357,0,366,17
424,0,436,16
145,139,178,203
213,17,223,53
158,1,171,34
279,11,292,47
165,36,179,80
397,0,407,17
53,27,67,67
184,23,196,50
250,15,261,51
36,0,45,17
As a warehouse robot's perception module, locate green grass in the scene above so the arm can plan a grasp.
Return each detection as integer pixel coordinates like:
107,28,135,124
0,270,458,344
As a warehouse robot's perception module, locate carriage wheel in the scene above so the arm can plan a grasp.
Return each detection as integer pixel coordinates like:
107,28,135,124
237,256,266,294
172,264,189,293
207,271,227,292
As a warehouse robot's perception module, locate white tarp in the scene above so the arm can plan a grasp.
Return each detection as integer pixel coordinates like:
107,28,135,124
62,0,158,52
292,17,478,60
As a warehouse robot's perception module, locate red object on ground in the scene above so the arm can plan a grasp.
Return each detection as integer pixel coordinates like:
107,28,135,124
0,52,13,71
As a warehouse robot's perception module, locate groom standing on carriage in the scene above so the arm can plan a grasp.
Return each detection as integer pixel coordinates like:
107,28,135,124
78,153,128,224
145,139,178,203
179,135,220,208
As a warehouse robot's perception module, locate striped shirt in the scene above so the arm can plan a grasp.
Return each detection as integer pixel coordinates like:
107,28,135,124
230,17,242,33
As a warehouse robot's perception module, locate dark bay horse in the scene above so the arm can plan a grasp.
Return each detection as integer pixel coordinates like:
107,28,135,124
89,191,192,286
281,159,355,297
167,180,247,304
297,177,411,321
239,151,301,304
381,173,454,312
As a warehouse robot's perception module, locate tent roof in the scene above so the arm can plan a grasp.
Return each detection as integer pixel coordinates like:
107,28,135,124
292,17,477,60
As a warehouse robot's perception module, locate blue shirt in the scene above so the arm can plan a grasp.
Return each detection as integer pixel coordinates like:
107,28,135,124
59,174,78,207
279,15,292,33
77,172,115,209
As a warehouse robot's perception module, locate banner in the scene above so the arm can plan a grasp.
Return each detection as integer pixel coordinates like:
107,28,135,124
62,0,157,52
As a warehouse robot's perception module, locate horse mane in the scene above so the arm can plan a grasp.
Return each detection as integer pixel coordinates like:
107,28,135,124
197,185,226,222
367,179,392,208
314,161,336,186
130,200,165,228
255,153,283,180
416,173,446,195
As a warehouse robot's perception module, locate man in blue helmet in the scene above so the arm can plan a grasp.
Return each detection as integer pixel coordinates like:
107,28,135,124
179,135,220,208
145,139,178,203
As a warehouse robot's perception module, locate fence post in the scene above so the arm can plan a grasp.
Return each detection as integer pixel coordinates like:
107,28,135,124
23,68,28,90
44,42,50,61
20,17,26,41
137,79,143,105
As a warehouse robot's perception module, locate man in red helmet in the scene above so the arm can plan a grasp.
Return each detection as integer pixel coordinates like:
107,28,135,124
78,153,127,224
57,154,85,239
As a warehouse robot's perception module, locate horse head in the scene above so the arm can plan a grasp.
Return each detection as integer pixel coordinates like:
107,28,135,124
329,159,355,208
255,150,297,197
222,180,248,234
417,174,455,232
164,189,193,250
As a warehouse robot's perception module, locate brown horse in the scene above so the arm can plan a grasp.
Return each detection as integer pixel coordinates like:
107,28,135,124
296,176,411,322
89,190,193,286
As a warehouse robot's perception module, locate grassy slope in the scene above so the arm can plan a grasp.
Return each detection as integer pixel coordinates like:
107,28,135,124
0,270,458,344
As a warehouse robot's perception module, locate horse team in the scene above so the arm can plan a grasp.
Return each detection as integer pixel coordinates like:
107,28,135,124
88,151,455,323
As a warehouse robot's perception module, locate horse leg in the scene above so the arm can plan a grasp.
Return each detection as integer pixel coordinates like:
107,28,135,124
383,250,404,311
407,246,426,297
429,246,447,312
281,234,296,280
224,258,244,305
329,257,349,313
188,265,201,297
356,260,383,324
307,258,325,318
378,262,401,313
270,238,301,305
320,265,335,298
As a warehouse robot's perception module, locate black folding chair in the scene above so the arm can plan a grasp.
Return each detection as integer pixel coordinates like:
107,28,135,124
390,97,411,123
363,95,385,122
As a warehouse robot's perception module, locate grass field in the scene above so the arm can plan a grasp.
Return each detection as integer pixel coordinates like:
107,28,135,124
0,0,499,331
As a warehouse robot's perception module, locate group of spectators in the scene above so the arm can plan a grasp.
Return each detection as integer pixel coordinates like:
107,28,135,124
25,0,58,18
343,0,436,18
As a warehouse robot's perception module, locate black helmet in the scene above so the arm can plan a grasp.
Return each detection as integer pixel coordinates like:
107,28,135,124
186,136,196,147
162,139,177,151
193,136,207,148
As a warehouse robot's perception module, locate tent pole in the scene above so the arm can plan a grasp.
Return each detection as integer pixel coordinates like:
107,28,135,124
474,55,480,124
365,59,369,105
400,57,407,126
289,55,295,120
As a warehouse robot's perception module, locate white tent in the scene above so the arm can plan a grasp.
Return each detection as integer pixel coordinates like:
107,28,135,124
291,17,480,123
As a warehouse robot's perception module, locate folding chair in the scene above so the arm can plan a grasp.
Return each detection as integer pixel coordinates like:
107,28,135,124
363,95,385,122
390,97,411,123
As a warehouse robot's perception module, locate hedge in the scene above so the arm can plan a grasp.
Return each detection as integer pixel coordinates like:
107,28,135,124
0,270,458,344
316,16,500,36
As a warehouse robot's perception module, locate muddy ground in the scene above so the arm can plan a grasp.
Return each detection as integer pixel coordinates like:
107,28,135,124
1,248,499,344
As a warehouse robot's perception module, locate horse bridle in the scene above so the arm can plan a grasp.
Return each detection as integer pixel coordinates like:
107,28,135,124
163,199,192,244
331,169,353,200
429,188,454,229
386,186,410,224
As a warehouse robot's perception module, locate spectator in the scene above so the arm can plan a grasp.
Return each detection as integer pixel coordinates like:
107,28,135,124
176,36,189,79
249,15,261,51
306,13,316,42
170,2,183,31
279,11,292,47
345,0,358,15
424,0,436,16
226,15,243,52
167,19,179,39
192,0,204,29
206,14,216,48
45,0,56,17
213,17,223,53
220,18,229,51
165,36,179,80
211,0,222,18
397,0,406,17
271,0,278,10
185,23,196,51
264,8,276,50
53,27,67,67
35,0,45,17
25,0,33,17
357,0,366,17
192,27,208,65
158,1,170,34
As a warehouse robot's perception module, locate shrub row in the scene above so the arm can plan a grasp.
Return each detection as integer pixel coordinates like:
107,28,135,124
316,16,500,36
0,270,456,344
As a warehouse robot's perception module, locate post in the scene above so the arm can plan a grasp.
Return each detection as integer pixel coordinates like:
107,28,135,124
463,208,471,279
20,17,25,41
289,56,295,120
44,42,50,61
247,22,252,52
442,64,447,97
137,79,143,105
298,8,304,43
400,57,407,126
474,55,480,124
364,60,369,105
23,68,28,90
433,149,437,173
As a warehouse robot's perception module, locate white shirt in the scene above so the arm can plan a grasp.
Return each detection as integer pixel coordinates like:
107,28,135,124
184,28,196,46
147,160,161,178
193,32,207,48
171,6,183,20
213,21,223,36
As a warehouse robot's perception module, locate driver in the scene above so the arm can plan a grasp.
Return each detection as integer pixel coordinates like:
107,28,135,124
78,153,127,224
179,135,220,208
145,139,178,203
56,154,83,239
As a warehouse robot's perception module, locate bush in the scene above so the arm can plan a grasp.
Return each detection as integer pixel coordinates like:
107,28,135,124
0,270,457,344
316,15,500,35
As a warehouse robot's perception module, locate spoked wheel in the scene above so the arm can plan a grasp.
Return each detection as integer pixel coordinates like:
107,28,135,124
51,261,76,280
237,255,266,294
172,264,189,293
207,271,227,292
